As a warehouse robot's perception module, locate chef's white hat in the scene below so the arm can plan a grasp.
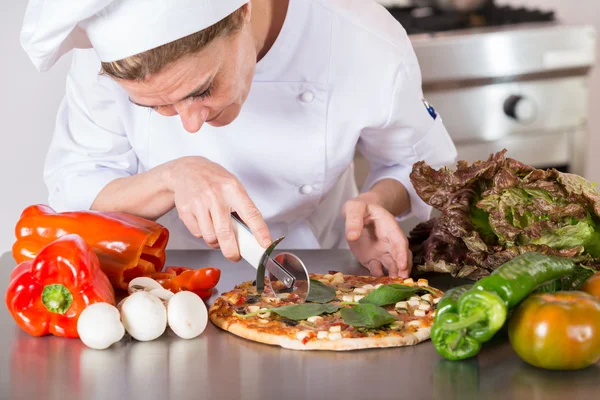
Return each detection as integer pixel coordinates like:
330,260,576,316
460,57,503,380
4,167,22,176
21,0,250,72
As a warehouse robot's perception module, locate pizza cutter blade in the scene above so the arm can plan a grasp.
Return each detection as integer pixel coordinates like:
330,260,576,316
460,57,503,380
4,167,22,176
231,213,310,302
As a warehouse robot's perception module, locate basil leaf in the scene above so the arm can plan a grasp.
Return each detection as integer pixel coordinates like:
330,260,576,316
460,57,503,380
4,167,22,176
340,304,396,328
359,284,432,307
270,304,340,321
306,279,336,303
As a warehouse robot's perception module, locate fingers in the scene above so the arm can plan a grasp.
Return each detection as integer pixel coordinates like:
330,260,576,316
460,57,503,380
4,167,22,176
179,211,202,238
380,254,398,277
374,214,409,273
210,203,241,262
343,200,367,242
234,198,272,248
195,207,219,249
404,250,413,279
366,260,384,277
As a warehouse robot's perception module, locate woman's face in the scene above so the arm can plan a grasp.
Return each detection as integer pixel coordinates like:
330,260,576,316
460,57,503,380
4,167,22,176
118,20,257,133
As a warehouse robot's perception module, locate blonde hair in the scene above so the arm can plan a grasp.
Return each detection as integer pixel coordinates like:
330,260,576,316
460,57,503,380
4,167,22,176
100,6,246,81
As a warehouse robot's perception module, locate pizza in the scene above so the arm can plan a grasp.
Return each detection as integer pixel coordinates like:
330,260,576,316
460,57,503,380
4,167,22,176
208,272,444,351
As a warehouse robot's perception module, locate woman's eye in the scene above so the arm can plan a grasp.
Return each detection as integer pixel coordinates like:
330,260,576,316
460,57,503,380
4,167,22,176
192,87,212,101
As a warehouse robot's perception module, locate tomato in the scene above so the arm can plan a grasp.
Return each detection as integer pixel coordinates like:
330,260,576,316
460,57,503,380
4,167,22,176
581,272,600,301
508,291,600,370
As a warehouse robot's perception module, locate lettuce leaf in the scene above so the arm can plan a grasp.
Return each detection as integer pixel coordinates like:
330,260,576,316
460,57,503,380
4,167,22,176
409,149,600,278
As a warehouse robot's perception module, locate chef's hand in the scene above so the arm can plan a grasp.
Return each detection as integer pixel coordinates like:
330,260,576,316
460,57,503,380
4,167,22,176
343,193,412,278
165,156,272,261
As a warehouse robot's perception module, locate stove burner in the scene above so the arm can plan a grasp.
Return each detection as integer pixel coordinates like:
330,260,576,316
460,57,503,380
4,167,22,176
386,1,555,35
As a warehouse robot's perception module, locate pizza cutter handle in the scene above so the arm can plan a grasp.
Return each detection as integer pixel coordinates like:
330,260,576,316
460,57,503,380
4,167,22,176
230,213,284,269
230,213,264,269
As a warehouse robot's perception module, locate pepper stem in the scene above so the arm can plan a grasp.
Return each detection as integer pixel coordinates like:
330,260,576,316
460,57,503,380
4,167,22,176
441,311,487,331
42,284,73,314
449,330,465,351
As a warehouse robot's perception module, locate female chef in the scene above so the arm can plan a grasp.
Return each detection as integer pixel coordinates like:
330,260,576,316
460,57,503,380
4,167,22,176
20,0,457,278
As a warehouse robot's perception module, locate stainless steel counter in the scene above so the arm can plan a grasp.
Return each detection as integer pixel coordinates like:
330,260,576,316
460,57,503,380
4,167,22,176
1,250,599,400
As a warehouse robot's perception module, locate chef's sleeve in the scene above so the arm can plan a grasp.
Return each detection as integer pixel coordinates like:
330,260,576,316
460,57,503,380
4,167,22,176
43,50,139,212
357,60,458,222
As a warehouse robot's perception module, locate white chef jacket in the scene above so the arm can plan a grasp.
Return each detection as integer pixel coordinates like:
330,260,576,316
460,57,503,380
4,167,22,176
43,0,458,250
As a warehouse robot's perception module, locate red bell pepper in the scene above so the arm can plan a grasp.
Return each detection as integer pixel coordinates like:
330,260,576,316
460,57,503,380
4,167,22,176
150,266,221,300
12,204,169,290
6,234,116,338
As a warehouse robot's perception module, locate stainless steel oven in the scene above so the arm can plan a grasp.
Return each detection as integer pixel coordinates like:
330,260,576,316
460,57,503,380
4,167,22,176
355,0,597,231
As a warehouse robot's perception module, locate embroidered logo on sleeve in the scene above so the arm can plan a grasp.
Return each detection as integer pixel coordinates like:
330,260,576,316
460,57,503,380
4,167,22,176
423,99,437,120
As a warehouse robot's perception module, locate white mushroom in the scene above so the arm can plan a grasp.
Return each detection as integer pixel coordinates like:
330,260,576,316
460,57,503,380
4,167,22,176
149,288,174,306
77,303,125,350
128,277,163,294
120,292,167,341
167,291,208,340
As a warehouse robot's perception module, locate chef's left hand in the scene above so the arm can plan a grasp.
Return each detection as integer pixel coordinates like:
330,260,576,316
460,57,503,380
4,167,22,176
343,194,412,278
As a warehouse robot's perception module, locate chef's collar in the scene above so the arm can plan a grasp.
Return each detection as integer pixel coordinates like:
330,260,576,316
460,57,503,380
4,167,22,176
21,0,250,72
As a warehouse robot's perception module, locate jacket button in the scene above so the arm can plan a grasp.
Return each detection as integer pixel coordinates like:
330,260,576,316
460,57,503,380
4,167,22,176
299,184,314,195
300,91,315,103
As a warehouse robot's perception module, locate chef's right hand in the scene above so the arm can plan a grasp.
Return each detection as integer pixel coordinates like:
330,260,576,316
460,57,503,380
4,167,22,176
164,156,272,261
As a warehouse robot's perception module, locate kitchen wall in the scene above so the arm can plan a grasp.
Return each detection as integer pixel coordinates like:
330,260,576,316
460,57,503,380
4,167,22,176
1,0,599,254
0,3,72,254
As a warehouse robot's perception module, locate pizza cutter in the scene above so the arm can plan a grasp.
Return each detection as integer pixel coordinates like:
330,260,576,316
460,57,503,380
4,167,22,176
231,213,311,302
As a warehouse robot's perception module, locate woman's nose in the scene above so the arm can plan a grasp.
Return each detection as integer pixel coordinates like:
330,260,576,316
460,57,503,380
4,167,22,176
176,103,209,133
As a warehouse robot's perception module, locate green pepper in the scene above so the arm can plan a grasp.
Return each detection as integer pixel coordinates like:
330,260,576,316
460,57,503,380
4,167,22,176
431,285,481,361
434,285,473,324
435,252,576,361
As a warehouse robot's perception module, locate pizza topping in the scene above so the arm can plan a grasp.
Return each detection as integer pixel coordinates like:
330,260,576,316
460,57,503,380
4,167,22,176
358,284,437,307
408,320,422,328
433,297,441,304
414,309,427,317
306,279,336,303
228,293,240,304
270,303,341,321
331,273,345,285
417,279,429,287
389,321,405,330
353,287,368,294
395,301,408,309
329,325,342,333
281,318,299,326
353,295,365,302
421,294,434,303
307,316,323,323
247,305,260,313
340,303,396,328
328,332,342,340
296,331,310,340
407,299,421,307
342,295,354,302
419,303,432,311
317,331,328,339
403,278,415,286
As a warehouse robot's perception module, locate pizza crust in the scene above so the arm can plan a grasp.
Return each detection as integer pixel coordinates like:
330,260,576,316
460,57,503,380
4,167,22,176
209,309,432,351
279,328,431,351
